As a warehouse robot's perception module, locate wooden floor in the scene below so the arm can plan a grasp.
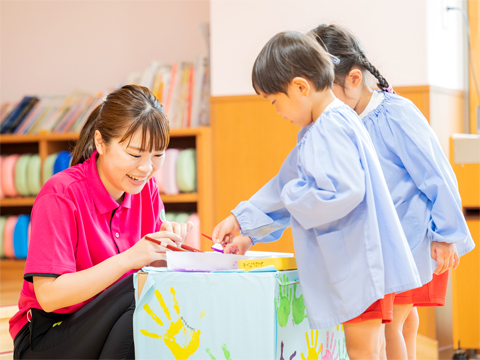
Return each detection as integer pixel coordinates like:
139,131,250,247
0,260,25,359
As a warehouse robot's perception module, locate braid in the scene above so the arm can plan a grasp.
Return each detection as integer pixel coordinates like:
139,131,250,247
358,55,391,91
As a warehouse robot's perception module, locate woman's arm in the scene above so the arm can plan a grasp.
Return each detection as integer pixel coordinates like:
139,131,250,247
34,231,181,313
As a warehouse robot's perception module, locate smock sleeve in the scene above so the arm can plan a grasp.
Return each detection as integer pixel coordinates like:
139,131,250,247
24,193,78,282
380,101,470,244
280,115,366,230
232,148,298,244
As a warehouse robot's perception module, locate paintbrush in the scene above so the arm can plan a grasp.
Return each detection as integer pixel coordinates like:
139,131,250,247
201,233,224,253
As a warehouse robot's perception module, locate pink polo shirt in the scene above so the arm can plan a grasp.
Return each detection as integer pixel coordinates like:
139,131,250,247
9,151,164,339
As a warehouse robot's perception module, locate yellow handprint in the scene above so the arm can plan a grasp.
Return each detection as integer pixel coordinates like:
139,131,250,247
141,287,204,360
301,330,322,360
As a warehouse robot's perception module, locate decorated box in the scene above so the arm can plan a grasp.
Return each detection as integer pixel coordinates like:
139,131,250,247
134,269,349,360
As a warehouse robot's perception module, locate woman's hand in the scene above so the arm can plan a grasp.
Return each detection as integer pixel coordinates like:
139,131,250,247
212,214,241,246
224,234,252,255
121,231,183,270
161,220,194,242
431,241,460,275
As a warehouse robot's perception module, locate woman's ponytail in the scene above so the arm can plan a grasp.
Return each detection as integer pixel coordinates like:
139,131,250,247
70,104,101,166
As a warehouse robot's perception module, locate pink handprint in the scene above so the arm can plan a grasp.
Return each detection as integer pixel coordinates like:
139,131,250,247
321,331,338,360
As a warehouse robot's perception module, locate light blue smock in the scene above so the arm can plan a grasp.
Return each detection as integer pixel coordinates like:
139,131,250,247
361,92,475,286
232,99,421,329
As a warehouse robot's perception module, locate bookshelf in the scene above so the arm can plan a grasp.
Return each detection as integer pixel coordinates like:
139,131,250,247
0,126,214,256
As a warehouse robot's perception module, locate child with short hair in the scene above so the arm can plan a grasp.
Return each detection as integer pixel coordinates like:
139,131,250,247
212,31,421,360
310,23,475,360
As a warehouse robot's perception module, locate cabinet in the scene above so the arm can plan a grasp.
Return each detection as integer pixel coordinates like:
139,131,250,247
0,127,214,297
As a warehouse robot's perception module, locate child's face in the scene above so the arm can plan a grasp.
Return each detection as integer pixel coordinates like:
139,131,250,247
95,129,165,201
259,84,312,128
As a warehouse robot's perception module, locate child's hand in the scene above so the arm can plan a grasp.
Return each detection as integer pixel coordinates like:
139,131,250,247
212,214,241,246
224,235,252,255
161,220,194,243
431,241,460,275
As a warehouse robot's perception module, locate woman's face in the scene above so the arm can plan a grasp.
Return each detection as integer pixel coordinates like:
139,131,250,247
95,130,165,202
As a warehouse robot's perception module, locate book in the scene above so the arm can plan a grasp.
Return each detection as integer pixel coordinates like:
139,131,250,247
0,96,39,134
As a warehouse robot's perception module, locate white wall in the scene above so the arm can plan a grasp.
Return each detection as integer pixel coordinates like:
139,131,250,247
210,0,465,97
1,0,210,102
426,0,466,90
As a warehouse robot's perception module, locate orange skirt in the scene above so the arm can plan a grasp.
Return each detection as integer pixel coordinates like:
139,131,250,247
394,271,449,307
344,293,394,324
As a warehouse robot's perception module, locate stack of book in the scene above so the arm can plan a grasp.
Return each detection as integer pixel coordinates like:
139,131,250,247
0,56,210,135
125,56,210,128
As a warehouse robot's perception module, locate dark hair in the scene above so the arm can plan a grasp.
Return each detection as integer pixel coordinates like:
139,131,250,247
252,31,334,95
310,24,391,92
71,85,170,166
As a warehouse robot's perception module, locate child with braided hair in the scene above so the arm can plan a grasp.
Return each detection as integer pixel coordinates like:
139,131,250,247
310,24,475,360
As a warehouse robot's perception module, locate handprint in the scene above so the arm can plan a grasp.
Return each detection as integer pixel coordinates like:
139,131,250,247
276,274,293,327
301,330,322,360
280,340,297,360
205,344,232,360
292,284,308,325
338,338,348,360
140,287,203,360
321,331,337,360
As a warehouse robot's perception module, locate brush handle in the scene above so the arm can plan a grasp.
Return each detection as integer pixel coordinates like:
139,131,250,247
180,243,203,253
145,236,187,252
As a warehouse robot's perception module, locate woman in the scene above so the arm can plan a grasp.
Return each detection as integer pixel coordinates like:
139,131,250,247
10,85,190,359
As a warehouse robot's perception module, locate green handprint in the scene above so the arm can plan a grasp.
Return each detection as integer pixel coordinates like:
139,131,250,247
301,330,322,360
276,274,293,328
205,344,232,360
292,284,308,325
338,338,348,360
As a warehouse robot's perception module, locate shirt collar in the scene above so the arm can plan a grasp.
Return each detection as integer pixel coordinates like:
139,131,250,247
86,151,132,214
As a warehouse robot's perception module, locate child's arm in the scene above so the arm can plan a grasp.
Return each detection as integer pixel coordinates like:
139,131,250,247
379,101,473,272
280,117,366,230
213,149,298,245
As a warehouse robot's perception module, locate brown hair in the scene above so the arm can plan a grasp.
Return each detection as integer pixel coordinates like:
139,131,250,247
71,85,170,166
310,24,392,92
252,31,334,95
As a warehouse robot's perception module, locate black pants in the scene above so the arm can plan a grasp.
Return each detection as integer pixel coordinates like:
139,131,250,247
14,274,136,359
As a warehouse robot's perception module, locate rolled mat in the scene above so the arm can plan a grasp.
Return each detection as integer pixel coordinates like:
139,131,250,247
0,216,7,258
3,216,18,259
185,213,201,249
15,154,31,196
27,154,42,195
174,212,191,225
13,214,30,259
2,154,20,197
164,212,178,223
162,149,180,195
153,169,164,194
43,152,58,184
176,149,197,192
0,157,3,199
53,151,71,174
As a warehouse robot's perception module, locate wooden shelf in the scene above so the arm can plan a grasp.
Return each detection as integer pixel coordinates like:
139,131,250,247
0,127,210,144
0,133,79,143
0,197,36,207
161,193,198,203
0,194,198,207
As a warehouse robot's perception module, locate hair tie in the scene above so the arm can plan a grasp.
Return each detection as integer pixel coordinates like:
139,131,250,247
326,53,340,65
383,86,394,94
